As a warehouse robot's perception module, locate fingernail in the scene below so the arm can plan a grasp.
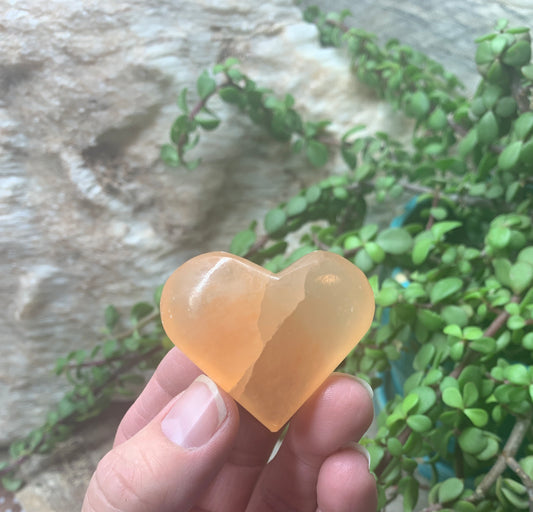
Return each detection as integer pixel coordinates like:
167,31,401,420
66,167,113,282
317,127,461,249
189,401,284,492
353,443,372,471
161,375,227,449
353,376,374,400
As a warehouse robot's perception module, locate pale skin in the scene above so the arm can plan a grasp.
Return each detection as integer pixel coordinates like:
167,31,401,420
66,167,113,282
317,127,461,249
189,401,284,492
82,347,377,512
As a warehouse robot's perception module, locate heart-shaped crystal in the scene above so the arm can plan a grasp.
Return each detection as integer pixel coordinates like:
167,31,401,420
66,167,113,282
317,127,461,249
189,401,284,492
160,251,374,431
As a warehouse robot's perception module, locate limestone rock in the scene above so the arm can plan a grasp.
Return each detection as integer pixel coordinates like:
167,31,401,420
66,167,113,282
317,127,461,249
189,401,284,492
0,0,406,444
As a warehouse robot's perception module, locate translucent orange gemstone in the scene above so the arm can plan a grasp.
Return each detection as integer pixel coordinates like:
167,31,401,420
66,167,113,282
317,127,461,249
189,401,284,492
160,251,375,431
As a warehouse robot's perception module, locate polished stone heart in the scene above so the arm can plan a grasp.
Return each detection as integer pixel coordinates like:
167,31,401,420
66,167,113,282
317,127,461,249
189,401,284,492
160,251,375,431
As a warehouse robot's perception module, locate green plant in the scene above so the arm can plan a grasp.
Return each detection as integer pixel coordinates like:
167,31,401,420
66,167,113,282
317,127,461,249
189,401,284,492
2,7,533,511
0,294,169,492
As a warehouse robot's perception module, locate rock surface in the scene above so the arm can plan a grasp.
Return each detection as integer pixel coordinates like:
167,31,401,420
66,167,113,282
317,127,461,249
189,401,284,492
1,0,406,445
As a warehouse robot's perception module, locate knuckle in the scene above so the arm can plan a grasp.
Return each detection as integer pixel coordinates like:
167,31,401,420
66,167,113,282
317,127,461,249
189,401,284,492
89,446,163,511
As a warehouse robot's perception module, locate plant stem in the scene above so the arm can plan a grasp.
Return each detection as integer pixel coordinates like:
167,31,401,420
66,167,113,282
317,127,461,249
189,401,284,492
507,456,533,512
468,415,531,504
450,294,519,380
0,344,164,480
378,293,523,504
425,188,440,230
243,234,269,259
419,415,532,512
113,311,161,341
177,81,230,161
66,311,161,369
375,427,411,477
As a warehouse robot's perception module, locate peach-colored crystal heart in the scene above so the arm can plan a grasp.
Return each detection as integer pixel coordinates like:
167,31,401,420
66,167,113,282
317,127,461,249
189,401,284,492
160,251,375,431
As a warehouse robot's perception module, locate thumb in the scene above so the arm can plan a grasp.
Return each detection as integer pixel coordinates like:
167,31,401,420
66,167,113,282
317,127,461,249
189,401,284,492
82,375,239,512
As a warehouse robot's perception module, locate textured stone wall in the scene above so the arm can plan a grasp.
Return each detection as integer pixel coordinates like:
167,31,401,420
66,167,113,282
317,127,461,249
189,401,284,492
1,0,407,443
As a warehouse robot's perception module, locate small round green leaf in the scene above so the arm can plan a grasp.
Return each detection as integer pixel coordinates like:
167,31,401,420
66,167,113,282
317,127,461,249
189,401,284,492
418,309,444,331
333,186,348,200
463,382,479,408
498,141,523,170
487,60,507,85
458,427,488,454
196,71,217,99
360,224,378,242
504,364,530,385
522,63,533,79
443,387,464,409
503,40,532,67
475,41,494,65
130,302,154,323
477,437,499,461
522,332,533,350
428,107,448,130
104,304,120,331
470,337,497,353
364,241,386,263
491,34,511,55
493,257,512,286
464,408,489,427
438,477,464,504
264,208,287,235
477,111,499,145
444,324,463,338
431,221,462,240
520,139,533,164
286,196,307,217
457,128,478,157
412,239,433,265
455,501,476,512
196,118,220,131
344,235,362,250
230,229,256,257
410,386,437,413
518,247,533,264
305,185,321,203
430,277,462,304
1,475,23,492
402,393,420,414
306,140,329,168
405,91,431,119
387,437,403,456
471,97,487,117
514,112,533,139
413,344,436,370
219,86,243,104
376,228,413,255
160,144,180,166
406,414,432,432
482,84,503,109
366,444,385,472
375,287,399,307
487,225,511,249
463,326,483,340
495,96,517,118
353,248,374,273
509,261,533,293
441,305,469,327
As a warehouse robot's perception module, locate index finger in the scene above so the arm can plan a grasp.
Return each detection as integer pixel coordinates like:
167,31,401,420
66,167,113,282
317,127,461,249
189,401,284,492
113,347,201,446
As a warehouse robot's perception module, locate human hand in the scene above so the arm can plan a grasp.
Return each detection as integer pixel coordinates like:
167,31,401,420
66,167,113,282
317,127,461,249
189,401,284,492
82,347,377,512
